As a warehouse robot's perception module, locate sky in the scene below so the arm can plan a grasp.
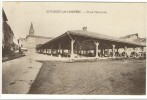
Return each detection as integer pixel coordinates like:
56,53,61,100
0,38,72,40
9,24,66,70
3,2,146,44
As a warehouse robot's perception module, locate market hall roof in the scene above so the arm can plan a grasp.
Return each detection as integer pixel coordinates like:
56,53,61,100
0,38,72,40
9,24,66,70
37,30,146,49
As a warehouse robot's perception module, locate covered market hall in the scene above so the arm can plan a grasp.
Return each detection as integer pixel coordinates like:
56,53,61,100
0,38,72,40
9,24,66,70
36,27,146,59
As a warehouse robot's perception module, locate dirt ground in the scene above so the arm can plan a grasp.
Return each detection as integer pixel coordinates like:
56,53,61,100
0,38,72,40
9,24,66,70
29,59,146,95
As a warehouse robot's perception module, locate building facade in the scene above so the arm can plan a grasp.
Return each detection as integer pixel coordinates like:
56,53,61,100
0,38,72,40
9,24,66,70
2,9,15,56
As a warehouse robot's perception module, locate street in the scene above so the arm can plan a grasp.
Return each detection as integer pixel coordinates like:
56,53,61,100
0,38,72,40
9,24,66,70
2,55,42,94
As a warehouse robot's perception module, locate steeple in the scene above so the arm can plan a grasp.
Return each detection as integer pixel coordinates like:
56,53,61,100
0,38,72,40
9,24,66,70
29,22,34,35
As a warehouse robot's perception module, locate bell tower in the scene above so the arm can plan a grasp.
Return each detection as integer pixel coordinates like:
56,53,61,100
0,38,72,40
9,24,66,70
29,22,34,35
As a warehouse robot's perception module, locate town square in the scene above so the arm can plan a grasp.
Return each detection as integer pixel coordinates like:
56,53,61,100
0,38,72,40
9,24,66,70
2,2,146,95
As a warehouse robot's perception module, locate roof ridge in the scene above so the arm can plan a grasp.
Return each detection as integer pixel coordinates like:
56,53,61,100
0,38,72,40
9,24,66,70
69,30,119,39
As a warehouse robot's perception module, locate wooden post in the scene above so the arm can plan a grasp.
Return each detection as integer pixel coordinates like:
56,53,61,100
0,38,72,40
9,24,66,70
107,49,110,57
103,48,105,57
46,49,47,54
124,46,127,58
141,47,144,57
116,48,119,57
58,43,61,58
50,49,52,56
133,47,136,58
62,49,64,56
95,42,99,58
70,40,75,58
112,44,115,57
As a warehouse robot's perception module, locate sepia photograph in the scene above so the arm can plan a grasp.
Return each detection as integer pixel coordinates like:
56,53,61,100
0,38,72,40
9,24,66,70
1,1,146,96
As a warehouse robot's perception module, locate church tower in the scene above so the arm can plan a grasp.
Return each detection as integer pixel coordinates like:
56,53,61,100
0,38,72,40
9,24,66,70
29,22,34,35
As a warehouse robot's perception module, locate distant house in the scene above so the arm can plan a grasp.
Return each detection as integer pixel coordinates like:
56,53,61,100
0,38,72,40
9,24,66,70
120,33,139,42
17,37,28,51
120,33,146,57
2,9,15,56
137,38,146,45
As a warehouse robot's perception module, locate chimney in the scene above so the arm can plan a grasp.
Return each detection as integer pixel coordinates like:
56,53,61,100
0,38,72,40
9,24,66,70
83,27,87,31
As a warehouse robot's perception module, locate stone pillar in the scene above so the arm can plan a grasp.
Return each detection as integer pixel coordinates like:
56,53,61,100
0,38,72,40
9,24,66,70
70,40,75,58
95,42,99,58
112,44,115,57
124,46,127,58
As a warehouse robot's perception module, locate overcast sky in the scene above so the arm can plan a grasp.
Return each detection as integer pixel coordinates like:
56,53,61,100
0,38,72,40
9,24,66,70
3,2,146,43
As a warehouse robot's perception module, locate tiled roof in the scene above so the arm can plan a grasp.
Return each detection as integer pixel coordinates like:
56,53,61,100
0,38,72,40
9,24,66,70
26,35,53,39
